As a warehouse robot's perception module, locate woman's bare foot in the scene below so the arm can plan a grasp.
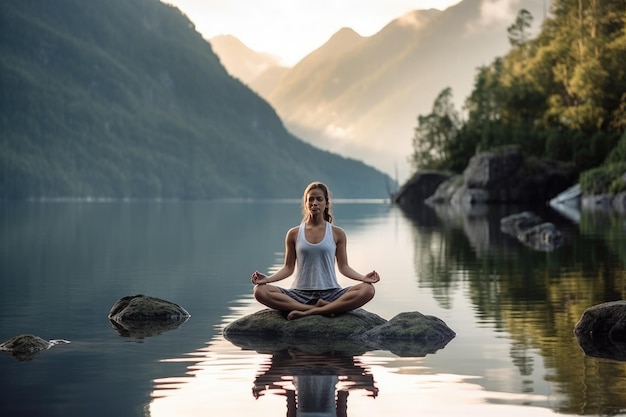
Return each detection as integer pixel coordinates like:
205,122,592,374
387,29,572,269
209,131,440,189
315,299,330,307
287,310,308,320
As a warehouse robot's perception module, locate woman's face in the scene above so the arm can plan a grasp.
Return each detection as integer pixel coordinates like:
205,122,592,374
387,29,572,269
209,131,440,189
306,188,327,217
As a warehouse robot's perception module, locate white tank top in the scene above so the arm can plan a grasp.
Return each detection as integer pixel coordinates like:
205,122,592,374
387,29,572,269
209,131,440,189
291,222,340,290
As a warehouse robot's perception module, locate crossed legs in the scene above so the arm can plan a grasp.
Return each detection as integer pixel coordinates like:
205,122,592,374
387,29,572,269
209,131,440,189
253,283,375,320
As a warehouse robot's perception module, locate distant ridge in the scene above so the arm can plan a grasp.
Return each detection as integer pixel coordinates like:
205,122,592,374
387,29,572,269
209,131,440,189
209,34,282,83
0,0,392,199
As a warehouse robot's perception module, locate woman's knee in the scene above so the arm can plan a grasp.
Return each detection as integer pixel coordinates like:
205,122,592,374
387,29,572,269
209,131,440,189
253,284,269,302
358,283,375,300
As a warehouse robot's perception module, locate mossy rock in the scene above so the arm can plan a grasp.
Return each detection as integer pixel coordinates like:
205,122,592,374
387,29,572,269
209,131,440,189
223,309,456,357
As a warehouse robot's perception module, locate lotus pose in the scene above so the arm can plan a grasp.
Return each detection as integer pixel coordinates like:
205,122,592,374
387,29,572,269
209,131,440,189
251,181,380,320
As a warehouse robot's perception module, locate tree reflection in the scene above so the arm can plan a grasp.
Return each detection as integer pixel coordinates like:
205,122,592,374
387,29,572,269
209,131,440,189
401,203,626,414
252,350,378,417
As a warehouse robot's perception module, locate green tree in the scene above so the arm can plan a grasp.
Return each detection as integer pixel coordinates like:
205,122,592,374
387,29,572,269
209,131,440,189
410,87,461,170
508,9,534,47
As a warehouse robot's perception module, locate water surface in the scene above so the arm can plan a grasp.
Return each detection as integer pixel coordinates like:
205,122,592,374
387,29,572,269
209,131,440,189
1,200,625,416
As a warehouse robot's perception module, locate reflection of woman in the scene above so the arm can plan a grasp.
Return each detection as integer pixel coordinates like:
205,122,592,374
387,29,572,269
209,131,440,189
251,182,380,320
252,350,378,417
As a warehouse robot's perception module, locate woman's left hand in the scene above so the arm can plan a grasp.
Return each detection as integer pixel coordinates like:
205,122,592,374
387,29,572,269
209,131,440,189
363,270,380,283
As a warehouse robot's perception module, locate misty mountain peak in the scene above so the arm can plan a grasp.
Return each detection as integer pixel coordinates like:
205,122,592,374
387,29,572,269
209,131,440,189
395,9,441,29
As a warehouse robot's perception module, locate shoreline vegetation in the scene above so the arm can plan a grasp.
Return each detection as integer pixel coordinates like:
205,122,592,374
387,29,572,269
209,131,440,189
405,3,625,205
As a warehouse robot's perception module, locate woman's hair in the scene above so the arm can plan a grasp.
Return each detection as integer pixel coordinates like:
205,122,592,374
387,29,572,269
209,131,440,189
301,181,333,223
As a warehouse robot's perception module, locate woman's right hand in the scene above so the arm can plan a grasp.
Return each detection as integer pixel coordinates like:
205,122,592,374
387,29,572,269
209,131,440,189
251,271,268,285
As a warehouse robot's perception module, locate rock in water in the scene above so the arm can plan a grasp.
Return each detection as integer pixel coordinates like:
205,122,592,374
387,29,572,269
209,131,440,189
108,294,190,321
0,334,52,361
224,308,386,355
223,308,456,357
574,300,626,361
361,311,456,357
108,294,190,338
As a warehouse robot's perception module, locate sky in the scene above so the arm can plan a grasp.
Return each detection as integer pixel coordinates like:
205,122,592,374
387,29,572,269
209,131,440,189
163,0,463,65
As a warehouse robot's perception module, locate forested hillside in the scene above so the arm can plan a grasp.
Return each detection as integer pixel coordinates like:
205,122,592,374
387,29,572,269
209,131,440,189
410,0,626,194
0,0,391,200
212,0,548,180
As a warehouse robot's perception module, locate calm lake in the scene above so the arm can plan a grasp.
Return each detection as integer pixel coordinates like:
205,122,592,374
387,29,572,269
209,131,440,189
1,199,625,417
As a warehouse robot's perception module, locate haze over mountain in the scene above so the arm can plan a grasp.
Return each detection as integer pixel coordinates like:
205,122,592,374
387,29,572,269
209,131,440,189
0,0,392,200
211,0,549,181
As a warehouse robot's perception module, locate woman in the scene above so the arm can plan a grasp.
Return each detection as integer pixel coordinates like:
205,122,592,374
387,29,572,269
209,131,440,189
251,181,380,320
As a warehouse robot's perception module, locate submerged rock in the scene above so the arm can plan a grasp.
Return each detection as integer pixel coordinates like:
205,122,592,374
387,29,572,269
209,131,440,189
223,308,456,357
500,211,563,251
574,301,626,361
108,295,190,338
0,334,69,361
500,211,542,236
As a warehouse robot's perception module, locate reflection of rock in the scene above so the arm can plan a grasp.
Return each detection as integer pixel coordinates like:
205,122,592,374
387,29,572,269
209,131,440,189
108,295,190,339
574,301,626,361
500,211,563,251
0,334,69,361
223,308,455,357
109,315,190,338
362,311,456,357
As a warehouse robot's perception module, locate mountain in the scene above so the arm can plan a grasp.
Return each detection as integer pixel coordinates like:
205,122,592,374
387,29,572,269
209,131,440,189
0,0,392,200
212,0,549,181
209,35,284,86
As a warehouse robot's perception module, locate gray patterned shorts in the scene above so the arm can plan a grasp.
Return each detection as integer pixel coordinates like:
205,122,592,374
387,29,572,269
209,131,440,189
278,287,351,305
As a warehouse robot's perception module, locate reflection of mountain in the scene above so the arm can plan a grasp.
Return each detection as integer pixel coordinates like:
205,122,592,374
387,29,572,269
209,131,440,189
213,0,549,179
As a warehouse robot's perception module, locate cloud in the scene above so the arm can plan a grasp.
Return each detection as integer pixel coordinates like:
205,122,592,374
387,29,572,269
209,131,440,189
466,0,520,33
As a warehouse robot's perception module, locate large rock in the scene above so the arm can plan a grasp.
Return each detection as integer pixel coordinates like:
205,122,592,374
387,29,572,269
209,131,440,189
574,301,626,361
0,334,69,361
394,171,452,208
464,146,523,190
425,175,463,204
223,308,455,357
424,147,576,207
108,295,190,338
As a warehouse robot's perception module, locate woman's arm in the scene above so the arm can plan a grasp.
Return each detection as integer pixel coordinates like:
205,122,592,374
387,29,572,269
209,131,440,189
251,227,298,285
334,226,380,283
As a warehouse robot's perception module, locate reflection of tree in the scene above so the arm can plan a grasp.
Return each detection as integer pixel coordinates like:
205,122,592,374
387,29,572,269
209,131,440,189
252,350,378,417
403,204,626,414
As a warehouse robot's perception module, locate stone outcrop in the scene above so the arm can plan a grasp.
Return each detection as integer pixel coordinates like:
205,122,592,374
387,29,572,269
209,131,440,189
424,147,575,208
394,171,452,208
0,334,69,361
500,211,563,251
223,308,456,357
574,301,626,361
108,295,190,338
